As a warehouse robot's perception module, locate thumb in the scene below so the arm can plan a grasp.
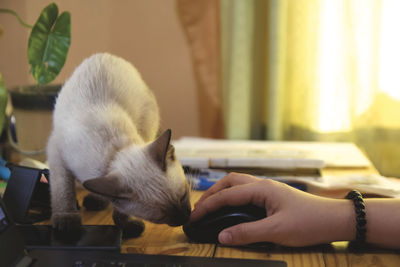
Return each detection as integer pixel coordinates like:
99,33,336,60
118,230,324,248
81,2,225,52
218,218,275,245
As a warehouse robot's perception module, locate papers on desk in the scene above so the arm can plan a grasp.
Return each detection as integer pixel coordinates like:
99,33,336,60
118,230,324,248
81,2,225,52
186,168,318,191
173,137,372,170
174,137,400,197
313,174,400,198
267,172,400,198
186,168,400,197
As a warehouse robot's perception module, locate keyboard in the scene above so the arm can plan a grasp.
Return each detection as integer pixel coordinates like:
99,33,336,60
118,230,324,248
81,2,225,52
72,256,286,267
29,249,287,267
73,260,149,267
74,259,193,266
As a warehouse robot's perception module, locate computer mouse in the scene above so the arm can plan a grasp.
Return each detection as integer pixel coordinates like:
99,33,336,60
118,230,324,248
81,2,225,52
183,204,267,243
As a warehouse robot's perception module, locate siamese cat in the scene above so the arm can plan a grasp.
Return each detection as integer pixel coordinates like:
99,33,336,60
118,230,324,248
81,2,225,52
47,53,191,237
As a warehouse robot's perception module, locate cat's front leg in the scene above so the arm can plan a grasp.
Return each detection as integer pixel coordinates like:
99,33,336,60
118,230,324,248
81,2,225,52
112,209,145,238
48,151,81,231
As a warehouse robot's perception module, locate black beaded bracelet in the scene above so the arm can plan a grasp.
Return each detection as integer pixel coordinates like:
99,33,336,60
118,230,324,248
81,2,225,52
345,190,367,244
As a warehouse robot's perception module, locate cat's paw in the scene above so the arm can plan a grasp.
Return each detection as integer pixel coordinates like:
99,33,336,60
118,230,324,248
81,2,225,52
51,212,82,232
119,219,145,239
112,211,145,238
83,193,110,211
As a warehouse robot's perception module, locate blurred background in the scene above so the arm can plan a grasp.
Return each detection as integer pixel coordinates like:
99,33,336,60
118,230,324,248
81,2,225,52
0,0,200,138
0,0,399,178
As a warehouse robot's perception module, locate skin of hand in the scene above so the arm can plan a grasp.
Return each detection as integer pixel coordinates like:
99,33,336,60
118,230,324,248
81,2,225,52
190,172,356,247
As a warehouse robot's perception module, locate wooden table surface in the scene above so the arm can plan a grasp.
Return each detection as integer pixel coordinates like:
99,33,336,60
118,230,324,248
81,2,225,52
44,167,400,267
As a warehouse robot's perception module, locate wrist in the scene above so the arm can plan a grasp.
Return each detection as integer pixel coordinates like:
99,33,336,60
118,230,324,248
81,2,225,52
363,199,400,249
319,198,356,243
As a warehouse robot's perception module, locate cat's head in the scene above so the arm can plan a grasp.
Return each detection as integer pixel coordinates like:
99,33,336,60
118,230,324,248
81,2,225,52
82,129,191,226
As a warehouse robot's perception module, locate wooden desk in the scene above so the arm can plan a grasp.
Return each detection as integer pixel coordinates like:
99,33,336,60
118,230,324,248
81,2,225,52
43,167,400,267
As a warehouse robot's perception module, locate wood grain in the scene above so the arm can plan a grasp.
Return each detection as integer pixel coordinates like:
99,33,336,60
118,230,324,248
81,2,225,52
39,168,400,266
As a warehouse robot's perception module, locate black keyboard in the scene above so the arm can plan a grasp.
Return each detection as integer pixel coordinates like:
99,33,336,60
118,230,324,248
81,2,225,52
74,259,197,267
30,249,286,267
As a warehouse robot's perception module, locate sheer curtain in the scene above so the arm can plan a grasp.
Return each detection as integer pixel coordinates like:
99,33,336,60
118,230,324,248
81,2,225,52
177,0,400,177
176,0,224,138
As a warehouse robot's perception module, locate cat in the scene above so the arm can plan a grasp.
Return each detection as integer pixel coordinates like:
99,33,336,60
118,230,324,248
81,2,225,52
47,53,191,237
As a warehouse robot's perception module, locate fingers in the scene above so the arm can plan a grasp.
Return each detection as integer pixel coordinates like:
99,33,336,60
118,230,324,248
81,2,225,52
196,172,260,205
218,218,276,245
190,180,268,222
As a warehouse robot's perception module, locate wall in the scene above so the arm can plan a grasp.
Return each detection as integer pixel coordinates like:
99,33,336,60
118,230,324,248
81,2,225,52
0,0,200,139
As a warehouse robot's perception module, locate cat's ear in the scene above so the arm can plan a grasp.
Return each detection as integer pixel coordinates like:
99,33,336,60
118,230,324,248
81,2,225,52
83,175,132,199
147,129,172,171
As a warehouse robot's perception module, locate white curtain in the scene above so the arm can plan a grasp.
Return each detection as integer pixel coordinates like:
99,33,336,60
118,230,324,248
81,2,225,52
222,0,400,177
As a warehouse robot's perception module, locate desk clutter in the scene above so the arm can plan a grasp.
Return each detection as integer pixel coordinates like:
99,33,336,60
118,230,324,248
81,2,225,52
174,138,400,197
3,164,51,224
0,196,287,267
173,137,373,169
1,139,399,266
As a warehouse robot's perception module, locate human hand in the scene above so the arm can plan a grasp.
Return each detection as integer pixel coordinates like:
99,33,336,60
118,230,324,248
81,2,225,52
190,172,355,247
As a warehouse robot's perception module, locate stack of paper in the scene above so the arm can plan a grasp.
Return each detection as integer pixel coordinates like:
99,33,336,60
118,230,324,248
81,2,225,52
174,138,400,197
173,137,372,170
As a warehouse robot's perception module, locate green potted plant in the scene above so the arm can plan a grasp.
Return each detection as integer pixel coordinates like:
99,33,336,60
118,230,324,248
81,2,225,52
0,31,10,145
0,3,71,162
0,75,8,143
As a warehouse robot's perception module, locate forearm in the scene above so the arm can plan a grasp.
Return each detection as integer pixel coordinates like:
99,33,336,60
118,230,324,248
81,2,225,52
301,197,355,245
291,194,400,248
364,198,400,249
318,197,400,249
322,199,356,243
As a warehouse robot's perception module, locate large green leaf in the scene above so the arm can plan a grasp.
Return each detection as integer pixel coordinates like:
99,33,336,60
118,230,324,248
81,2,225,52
28,3,71,86
0,74,8,134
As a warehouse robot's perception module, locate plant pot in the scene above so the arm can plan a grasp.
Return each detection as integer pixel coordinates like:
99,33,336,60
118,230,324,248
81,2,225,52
8,84,60,162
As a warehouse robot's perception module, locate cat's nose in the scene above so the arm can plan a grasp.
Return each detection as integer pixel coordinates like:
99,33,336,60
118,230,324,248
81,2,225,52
167,205,191,226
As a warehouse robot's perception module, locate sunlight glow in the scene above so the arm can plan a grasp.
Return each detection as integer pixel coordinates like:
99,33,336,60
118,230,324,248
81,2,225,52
317,0,351,132
379,0,400,101
316,0,394,132
352,0,376,117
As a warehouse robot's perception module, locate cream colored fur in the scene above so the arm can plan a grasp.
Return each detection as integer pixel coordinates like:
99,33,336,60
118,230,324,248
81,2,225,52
47,53,191,232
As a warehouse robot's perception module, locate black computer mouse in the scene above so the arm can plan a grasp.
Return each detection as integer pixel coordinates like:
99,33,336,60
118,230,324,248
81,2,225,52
183,204,267,243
